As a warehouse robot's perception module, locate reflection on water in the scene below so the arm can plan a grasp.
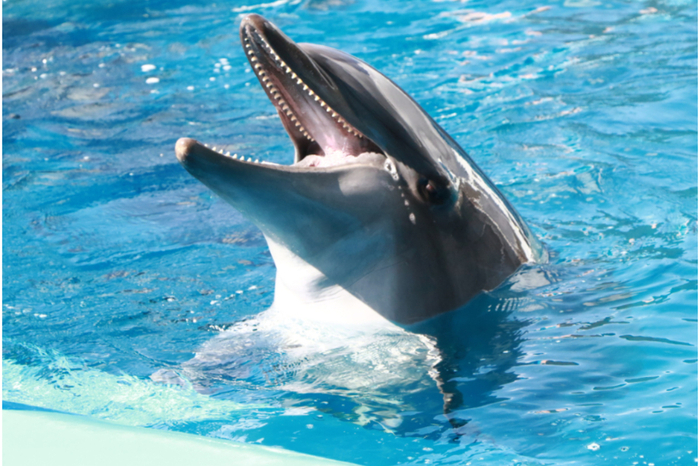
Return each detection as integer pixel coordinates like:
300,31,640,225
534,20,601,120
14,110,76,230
2,0,696,464
147,268,554,441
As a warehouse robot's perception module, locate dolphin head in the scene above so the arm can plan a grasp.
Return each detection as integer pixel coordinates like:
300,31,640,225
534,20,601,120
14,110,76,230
176,14,543,325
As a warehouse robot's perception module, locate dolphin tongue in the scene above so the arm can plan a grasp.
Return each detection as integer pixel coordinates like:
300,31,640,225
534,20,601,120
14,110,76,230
175,137,386,172
294,151,384,168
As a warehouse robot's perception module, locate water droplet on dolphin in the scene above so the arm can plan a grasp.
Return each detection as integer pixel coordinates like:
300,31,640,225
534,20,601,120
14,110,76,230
384,159,399,181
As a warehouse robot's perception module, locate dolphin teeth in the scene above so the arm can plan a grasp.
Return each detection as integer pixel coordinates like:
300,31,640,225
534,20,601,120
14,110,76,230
255,159,260,163
232,154,238,159
226,152,230,156
212,146,217,151
247,157,252,162
246,28,364,145
204,143,209,147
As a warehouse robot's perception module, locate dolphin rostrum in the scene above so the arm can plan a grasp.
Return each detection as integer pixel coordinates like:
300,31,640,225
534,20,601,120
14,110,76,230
175,14,544,326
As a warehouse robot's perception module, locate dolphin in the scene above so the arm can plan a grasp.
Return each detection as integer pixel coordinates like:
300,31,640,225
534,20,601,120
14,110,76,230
175,14,544,326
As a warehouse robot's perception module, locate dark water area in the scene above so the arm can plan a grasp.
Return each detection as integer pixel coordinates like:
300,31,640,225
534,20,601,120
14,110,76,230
3,0,697,464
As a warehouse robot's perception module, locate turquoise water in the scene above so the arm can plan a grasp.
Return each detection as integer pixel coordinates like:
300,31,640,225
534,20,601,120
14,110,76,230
3,0,697,464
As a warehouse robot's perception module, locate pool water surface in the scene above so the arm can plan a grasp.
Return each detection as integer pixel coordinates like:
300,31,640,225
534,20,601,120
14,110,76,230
2,0,697,464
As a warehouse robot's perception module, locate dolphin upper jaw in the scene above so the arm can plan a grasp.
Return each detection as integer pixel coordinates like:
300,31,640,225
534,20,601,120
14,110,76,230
175,14,544,325
239,15,383,163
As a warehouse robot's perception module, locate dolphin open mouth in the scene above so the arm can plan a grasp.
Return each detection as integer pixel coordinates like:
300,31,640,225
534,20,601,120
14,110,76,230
177,14,383,170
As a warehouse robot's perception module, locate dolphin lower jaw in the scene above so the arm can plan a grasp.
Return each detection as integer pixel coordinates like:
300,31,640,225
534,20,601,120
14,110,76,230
175,137,481,325
176,134,526,324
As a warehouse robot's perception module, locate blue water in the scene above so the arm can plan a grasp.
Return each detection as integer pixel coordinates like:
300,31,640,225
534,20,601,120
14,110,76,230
3,0,697,464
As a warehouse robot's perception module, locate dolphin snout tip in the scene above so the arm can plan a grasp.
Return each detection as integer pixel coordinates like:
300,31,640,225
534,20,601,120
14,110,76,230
175,137,197,164
240,13,264,24
239,13,267,34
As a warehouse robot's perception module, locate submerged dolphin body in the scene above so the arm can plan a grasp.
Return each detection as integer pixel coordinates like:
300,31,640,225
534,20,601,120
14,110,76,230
176,14,543,326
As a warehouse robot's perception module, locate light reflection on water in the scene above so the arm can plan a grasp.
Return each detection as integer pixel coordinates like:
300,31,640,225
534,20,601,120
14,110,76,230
3,0,697,464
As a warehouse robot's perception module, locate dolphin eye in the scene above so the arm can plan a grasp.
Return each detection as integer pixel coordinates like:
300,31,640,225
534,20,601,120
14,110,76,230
419,178,450,205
